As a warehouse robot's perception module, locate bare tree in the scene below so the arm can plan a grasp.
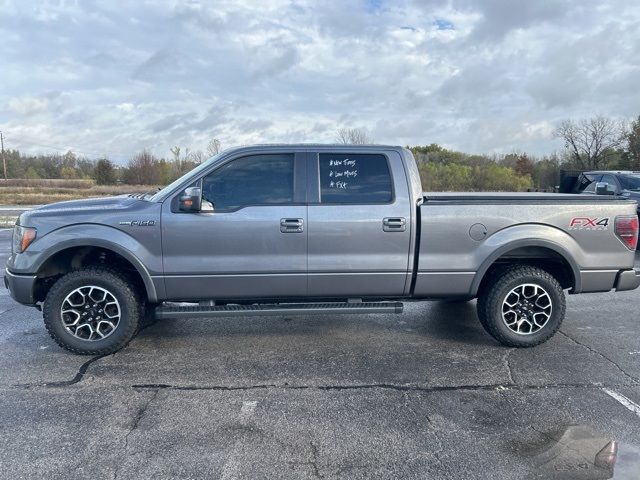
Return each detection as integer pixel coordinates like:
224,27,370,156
170,146,191,162
206,138,222,157
554,116,626,169
335,127,373,144
188,150,205,164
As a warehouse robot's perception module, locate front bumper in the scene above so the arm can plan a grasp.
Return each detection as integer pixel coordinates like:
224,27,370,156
615,268,640,292
4,269,37,305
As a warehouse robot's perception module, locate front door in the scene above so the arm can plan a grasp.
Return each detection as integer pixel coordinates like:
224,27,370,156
161,152,307,300
307,150,412,297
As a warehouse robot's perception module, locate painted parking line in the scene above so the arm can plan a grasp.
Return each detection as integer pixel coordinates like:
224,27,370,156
602,388,640,418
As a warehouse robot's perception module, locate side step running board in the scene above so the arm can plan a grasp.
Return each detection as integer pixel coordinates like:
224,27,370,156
155,302,404,319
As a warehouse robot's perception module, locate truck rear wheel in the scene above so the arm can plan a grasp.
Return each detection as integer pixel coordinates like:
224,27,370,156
43,267,141,355
476,265,566,347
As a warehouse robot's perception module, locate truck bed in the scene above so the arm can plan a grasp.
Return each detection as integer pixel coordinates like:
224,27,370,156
414,192,638,298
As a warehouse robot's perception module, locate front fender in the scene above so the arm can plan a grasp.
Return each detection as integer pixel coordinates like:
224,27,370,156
469,223,583,296
8,224,162,302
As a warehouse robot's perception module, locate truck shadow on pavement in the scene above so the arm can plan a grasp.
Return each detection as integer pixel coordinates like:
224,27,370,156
414,300,497,347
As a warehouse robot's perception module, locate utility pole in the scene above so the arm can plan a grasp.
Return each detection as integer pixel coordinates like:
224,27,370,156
0,131,6,180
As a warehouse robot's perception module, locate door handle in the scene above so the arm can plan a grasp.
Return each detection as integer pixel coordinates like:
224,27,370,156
383,217,406,232
280,218,304,233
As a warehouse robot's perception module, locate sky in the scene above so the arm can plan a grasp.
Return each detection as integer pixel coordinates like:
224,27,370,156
1,0,639,163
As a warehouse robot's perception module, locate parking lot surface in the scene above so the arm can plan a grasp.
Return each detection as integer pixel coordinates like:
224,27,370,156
1,228,639,479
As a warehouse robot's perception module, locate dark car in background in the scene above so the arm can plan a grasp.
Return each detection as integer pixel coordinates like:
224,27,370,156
560,170,640,214
560,170,640,251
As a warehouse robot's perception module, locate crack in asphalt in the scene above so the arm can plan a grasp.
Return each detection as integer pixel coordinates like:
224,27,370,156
11,377,638,393
123,381,635,393
15,354,110,388
286,441,324,478
309,441,323,479
113,388,160,480
11,320,161,389
558,330,639,384
502,348,516,385
424,415,447,471
126,389,159,446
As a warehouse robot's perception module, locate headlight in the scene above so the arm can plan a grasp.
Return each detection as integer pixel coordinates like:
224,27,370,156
12,225,37,253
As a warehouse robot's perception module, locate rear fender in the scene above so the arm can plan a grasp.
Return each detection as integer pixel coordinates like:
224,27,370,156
470,224,582,296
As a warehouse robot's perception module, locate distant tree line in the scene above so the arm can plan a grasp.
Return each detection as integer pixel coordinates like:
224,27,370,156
2,116,640,191
1,138,223,186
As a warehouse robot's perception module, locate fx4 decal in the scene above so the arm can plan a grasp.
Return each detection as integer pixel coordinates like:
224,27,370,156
569,217,610,230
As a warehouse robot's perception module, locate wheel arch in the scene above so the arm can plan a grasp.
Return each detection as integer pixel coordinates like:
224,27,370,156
33,240,158,303
471,239,581,297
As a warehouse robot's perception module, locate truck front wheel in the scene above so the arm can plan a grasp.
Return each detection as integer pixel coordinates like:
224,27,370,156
43,267,142,355
476,265,566,347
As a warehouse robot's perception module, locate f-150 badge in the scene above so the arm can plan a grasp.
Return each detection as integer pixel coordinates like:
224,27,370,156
119,220,156,226
569,217,609,230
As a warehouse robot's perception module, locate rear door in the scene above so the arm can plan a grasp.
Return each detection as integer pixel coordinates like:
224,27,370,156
306,150,412,297
161,151,308,300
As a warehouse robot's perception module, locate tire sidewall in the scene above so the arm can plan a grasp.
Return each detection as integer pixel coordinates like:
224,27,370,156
487,271,565,346
44,270,139,354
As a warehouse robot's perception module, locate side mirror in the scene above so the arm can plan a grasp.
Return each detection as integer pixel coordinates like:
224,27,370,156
595,182,616,196
179,187,202,212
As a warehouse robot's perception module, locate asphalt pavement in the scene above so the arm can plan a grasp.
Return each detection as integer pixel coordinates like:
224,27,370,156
1,227,640,479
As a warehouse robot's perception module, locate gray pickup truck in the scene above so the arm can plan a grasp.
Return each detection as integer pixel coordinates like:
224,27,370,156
5,145,640,355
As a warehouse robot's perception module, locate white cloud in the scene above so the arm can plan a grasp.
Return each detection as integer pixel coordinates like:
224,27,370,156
7,97,49,116
0,0,638,162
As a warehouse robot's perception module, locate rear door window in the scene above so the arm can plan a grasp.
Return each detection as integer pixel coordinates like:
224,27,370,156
318,153,393,204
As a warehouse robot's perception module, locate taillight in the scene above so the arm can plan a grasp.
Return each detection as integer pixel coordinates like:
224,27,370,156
615,215,639,250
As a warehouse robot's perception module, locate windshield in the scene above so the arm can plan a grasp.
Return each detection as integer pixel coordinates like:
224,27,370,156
619,174,640,192
149,152,224,201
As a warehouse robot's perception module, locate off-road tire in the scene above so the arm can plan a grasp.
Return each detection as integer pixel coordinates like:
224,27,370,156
476,265,565,348
43,267,141,355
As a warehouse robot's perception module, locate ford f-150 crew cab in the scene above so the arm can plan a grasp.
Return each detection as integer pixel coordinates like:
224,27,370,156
5,145,640,355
